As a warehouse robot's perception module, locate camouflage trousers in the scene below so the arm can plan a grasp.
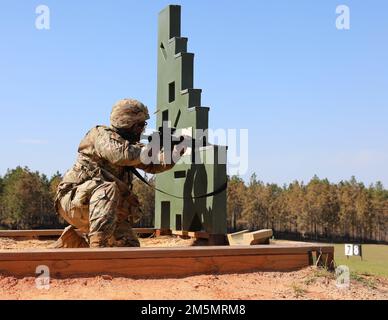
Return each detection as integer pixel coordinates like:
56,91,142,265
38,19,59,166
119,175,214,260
56,180,140,247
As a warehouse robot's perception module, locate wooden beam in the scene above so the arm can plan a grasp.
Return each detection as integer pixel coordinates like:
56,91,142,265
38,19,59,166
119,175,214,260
227,229,273,246
0,255,309,278
0,244,334,278
0,244,333,260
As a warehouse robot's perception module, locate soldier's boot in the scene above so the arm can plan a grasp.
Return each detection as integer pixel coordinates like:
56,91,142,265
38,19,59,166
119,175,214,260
111,220,140,247
89,232,109,248
50,225,89,248
113,236,140,247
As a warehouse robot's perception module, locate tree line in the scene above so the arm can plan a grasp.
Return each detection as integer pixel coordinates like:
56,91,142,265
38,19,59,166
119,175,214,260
0,167,387,243
0,166,64,229
0,166,153,230
227,174,388,243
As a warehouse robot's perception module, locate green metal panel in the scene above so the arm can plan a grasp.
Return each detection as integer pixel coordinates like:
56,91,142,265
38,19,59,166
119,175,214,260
155,5,227,235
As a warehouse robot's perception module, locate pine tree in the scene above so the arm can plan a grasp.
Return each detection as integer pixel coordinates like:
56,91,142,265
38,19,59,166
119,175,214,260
227,175,246,231
0,167,59,229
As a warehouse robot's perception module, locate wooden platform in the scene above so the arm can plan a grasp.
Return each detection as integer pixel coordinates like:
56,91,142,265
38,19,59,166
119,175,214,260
0,229,335,277
0,244,334,278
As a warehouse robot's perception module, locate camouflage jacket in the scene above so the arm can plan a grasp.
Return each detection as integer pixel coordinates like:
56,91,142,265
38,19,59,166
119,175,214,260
57,125,173,199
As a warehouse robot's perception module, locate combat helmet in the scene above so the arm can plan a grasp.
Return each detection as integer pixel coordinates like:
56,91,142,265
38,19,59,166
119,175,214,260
110,98,150,130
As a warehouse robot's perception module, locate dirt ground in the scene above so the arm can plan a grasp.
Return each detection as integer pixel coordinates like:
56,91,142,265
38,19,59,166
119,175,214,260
0,236,387,300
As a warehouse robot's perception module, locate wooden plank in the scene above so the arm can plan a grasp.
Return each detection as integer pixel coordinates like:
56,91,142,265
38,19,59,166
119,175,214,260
0,253,310,278
0,244,334,261
228,229,273,245
227,230,248,245
0,241,333,278
244,229,273,245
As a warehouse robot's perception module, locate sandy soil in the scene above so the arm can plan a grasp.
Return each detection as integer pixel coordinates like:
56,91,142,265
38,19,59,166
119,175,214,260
0,235,198,250
0,236,387,300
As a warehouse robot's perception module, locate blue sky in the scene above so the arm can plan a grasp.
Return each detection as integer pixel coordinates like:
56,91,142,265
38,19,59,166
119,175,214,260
0,0,387,186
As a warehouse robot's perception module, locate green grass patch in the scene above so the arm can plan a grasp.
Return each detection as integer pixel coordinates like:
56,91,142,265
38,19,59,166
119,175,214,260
333,244,388,278
349,271,378,289
291,282,306,298
304,267,335,286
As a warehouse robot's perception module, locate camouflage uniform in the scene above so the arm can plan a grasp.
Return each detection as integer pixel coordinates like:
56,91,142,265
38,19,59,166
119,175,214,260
55,99,174,248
